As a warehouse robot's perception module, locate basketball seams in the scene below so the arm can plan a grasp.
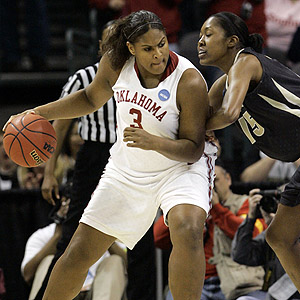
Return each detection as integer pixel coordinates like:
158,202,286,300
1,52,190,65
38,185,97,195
10,136,30,167
5,123,23,160
21,116,57,140
10,117,52,160
23,129,56,140
3,132,30,167
5,126,50,164
3,114,56,167
16,130,51,160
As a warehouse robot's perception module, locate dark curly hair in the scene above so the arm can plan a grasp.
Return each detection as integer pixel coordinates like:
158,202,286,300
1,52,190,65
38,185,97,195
102,10,166,70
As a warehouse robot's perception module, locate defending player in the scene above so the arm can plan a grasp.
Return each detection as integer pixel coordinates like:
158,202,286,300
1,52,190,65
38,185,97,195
199,11,300,292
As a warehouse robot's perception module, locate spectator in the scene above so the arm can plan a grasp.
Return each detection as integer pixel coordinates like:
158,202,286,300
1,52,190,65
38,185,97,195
0,132,19,190
240,152,300,183
17,165,45,190
21,198,127,300
0,0,50,72
264,0,300,65
232,188,300,300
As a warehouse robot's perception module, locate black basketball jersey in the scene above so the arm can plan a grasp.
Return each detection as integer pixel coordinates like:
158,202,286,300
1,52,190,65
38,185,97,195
233,47,300,162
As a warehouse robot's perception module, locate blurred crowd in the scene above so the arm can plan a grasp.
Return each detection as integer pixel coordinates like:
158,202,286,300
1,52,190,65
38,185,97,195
1,1,300,300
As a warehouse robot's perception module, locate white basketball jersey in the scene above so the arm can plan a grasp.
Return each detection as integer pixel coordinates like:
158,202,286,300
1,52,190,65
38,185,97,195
110,51,211,175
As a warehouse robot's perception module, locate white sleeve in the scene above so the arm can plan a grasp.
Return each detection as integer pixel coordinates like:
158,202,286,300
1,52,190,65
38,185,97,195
20,223,56,275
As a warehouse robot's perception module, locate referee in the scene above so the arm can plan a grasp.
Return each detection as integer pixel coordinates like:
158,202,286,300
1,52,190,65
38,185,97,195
35,21,156,300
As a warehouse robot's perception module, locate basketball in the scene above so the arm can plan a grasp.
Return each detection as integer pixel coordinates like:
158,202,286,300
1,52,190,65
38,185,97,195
3,113,57,167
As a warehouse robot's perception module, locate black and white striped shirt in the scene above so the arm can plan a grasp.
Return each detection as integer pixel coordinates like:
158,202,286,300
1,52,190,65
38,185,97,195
60,63,117,144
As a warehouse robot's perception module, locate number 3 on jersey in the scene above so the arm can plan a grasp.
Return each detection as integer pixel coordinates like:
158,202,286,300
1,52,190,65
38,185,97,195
129,108,143,129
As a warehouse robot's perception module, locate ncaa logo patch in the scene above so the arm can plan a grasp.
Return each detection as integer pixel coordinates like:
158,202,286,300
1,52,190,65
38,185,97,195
158,89,170,101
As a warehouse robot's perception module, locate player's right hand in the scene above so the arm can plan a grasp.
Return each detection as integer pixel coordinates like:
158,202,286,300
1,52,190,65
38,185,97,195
2,110,36,132
41,174,60,205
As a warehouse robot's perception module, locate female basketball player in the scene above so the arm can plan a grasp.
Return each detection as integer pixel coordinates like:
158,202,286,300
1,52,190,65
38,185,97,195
4,10,217,300
199,11,300,292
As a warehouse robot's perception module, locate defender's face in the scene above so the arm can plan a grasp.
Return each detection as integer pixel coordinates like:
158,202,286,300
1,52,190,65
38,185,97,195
127,28,169,76
198,17,229,67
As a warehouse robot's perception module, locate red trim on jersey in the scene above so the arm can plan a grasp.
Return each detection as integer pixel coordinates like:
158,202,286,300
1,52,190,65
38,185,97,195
203,153,214,213
134,51,179,83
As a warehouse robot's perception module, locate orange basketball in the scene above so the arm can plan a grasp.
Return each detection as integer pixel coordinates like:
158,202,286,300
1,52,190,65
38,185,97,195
3,113,57,167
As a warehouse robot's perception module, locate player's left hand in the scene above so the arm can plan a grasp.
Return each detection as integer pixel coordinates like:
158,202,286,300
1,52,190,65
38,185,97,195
123,127,154,150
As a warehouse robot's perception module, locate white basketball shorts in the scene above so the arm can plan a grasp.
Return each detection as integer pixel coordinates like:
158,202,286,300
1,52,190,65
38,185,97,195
80,153,216,249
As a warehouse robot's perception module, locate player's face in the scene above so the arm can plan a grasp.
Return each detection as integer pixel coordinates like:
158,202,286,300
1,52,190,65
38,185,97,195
127,28,169,77
198,17,230,67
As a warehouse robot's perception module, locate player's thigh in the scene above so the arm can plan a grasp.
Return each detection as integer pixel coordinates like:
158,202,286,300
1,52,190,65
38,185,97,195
267,203,300,244
65,223,116,267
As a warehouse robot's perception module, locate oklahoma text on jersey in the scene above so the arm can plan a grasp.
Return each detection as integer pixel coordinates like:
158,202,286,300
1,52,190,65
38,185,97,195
115,89,167,122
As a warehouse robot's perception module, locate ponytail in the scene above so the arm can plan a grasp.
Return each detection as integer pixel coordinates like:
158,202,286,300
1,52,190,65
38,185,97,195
247,33,264,53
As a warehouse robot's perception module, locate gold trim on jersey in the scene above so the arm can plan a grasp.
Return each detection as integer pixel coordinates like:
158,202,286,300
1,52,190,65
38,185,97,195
258,79,300,118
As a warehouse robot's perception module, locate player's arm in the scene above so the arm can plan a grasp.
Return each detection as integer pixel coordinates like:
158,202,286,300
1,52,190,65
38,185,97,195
123,69,209,163
3,54,118,131
208,74,227,113
240,157,276,182
41,119,73,205
206,54,262,130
